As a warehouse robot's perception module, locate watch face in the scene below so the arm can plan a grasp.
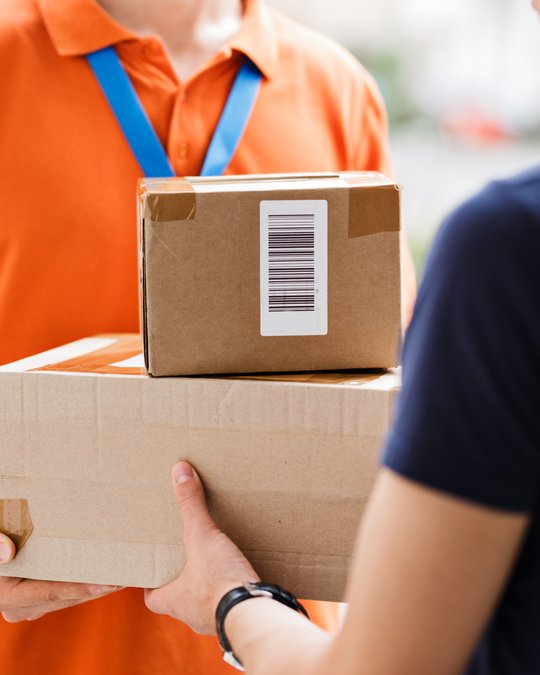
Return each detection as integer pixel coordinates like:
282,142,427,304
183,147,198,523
223,651,245,672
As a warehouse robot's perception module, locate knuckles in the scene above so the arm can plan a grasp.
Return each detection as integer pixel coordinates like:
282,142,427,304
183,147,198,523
40,588,59,604
144,589,166,616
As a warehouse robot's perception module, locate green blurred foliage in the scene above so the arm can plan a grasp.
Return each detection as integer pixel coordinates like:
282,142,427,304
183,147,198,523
351,48,418,128
409,232,434,281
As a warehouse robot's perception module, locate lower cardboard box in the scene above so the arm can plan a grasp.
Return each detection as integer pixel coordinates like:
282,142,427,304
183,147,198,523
0,335,400,601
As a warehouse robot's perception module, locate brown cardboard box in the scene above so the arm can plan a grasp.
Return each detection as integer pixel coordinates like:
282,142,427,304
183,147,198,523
139,172,401,376
0,335,400,601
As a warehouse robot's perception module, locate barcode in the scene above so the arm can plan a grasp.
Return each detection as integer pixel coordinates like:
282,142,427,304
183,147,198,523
267,213,315,313
260,199,327,337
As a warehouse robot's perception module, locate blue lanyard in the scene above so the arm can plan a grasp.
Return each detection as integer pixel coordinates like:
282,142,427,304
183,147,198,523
86,46,262,177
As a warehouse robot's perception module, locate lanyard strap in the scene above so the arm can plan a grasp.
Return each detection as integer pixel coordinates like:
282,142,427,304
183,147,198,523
87,46,174,177
86,46,262,178
200,58,261,176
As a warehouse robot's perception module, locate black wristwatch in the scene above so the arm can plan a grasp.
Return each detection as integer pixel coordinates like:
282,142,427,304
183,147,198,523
215,582,310,671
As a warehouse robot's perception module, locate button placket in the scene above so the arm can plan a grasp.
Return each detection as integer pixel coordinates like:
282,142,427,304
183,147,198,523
168,86,192,170
177,141,189,160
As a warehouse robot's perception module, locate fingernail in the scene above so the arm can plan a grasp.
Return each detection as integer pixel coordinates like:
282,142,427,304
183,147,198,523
89,585,120,596
0,542,11,563
173,462,193,484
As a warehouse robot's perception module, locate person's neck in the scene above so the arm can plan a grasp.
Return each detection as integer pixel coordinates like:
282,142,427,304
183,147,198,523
97,0,244,79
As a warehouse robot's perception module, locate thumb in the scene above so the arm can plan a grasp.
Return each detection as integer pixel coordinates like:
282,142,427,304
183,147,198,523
172,462,216,538
0,533,16,564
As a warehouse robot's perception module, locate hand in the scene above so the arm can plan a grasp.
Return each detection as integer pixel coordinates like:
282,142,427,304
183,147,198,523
0,532,121,622
145,462,259,634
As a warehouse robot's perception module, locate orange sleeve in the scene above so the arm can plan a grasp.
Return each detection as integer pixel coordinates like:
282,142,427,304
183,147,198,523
349,66,417,326
302,599,341,633
349,67,393,176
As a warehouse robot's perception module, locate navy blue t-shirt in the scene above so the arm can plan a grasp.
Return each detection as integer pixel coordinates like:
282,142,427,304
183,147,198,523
383,166,540,674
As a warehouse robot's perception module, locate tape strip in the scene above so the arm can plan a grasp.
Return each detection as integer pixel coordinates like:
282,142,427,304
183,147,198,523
223,371,384,385
0,500,33,551
31,335,145,376
141,174,401,232
343,176,401,238
141,177,196,222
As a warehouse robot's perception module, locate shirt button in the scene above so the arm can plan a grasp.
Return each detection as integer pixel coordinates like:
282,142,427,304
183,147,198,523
177,142,190,160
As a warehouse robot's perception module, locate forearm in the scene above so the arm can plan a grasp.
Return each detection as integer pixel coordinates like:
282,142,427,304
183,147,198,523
149,466,528,675
225,597,337,675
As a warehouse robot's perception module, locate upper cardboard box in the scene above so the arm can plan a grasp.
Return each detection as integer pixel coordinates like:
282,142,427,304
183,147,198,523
138,172,401,376
0,334,400,601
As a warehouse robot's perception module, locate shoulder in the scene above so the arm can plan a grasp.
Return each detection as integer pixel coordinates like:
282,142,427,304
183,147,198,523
387,167,540,511
411,165,540,365
427,166,540,284
446,166,540,232
0,0,44,52
262,7,389,169
268,7,380,100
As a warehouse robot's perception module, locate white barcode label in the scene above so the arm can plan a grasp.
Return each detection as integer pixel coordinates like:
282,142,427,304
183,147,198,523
260,200,328,336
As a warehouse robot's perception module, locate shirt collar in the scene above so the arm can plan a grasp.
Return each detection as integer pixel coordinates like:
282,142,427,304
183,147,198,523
37,0,137,56
228,0,278,80
37,0,278,80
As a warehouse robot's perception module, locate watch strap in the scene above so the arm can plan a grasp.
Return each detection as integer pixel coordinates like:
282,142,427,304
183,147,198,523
215,582,310,670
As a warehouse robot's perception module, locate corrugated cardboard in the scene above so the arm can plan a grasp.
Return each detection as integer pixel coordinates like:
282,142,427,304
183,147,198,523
0,335,400,601
139,172,401,376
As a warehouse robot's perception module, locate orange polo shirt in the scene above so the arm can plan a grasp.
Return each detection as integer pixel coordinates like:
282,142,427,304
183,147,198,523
0,0,391,674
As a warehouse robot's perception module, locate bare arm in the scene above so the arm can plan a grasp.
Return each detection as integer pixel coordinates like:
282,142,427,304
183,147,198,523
147,464,528,675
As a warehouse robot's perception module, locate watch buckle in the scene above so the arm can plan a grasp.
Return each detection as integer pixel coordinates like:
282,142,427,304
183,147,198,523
223,650,246,672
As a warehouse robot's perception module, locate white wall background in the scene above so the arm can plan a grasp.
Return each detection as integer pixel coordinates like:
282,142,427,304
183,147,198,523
267,0,540,268
267,0,540,130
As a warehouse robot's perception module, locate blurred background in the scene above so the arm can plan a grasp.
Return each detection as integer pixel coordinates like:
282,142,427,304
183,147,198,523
268,0,540,275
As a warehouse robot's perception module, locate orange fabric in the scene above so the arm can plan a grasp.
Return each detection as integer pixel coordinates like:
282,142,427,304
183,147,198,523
0,0,391,673
0,590,340,675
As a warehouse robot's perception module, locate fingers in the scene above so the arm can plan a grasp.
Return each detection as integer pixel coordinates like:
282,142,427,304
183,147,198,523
2,610,45,623
2,579,120,611
18,580,120,606
144,462,261,633
2,595,98,623
0,534,16,564
172,462,217,539
3,589,118,622
0,581,122,622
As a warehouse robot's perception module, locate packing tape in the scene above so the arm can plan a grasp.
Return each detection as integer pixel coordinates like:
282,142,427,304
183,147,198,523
28,332,384,384
343,176,401,238
143,177,196,222
32,334,145,376
141,173,400,235
0,500,33,551
228,371,384,385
